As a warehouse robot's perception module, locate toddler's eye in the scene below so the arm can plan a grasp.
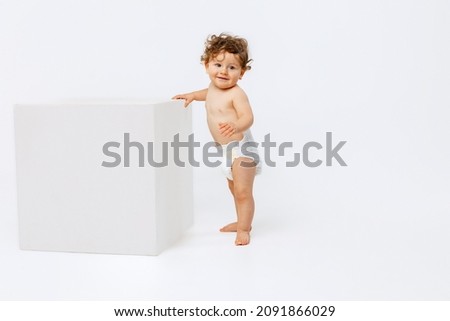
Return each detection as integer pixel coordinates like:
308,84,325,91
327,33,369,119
214,63,221,67
230,66,236,70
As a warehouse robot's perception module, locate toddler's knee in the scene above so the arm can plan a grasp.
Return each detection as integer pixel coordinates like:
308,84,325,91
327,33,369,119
233,188,252,203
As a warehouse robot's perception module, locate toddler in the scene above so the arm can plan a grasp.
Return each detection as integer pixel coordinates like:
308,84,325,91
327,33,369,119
173,33,260,246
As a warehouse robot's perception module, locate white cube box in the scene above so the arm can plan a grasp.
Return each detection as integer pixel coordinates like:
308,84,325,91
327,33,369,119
14,100,193,255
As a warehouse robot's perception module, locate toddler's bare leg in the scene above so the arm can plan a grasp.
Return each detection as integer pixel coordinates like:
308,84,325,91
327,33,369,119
220,179,237,232
219,179,239,232
220,170,255,233
230,157,256,246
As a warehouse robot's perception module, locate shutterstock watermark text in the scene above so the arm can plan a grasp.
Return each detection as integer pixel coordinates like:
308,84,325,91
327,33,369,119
101,132,347,168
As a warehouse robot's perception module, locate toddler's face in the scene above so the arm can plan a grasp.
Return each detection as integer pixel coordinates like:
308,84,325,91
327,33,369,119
205,51,245,90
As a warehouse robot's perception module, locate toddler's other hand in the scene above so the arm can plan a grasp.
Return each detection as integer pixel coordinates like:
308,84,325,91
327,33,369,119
219,122,237,138
172,93,194,108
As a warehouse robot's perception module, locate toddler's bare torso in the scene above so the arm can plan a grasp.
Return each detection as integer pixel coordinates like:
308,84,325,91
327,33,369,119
205,85,244,145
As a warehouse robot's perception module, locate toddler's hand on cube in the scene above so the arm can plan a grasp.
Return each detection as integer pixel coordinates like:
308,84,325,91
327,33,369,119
172,93,194,108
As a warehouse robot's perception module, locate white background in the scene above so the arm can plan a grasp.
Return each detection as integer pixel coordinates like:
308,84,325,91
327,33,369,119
1,0,449,300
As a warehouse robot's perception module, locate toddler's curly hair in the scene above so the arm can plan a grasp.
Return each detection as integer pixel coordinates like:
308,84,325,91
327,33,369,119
201,33,252,70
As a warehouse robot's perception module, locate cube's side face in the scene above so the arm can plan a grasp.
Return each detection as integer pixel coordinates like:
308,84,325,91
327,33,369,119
14,104,159,255
153,101,194,252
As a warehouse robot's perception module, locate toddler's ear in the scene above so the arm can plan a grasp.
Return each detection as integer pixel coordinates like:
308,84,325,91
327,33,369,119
240,69,247,79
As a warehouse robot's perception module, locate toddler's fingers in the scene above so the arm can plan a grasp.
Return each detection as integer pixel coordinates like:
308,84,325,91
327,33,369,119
224,127,234,137
218,123,228,132
184,99,192,107
172,96,191,108
219,123,233,130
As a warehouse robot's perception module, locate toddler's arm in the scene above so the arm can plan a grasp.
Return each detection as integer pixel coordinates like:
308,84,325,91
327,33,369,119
172,88,208,107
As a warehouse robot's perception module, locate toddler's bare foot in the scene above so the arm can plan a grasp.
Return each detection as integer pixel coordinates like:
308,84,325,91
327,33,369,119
220,222,252,233
220,222,238,232
235,230,251,246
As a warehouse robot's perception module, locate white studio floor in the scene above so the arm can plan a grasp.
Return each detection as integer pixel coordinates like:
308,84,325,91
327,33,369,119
1,164,449,301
